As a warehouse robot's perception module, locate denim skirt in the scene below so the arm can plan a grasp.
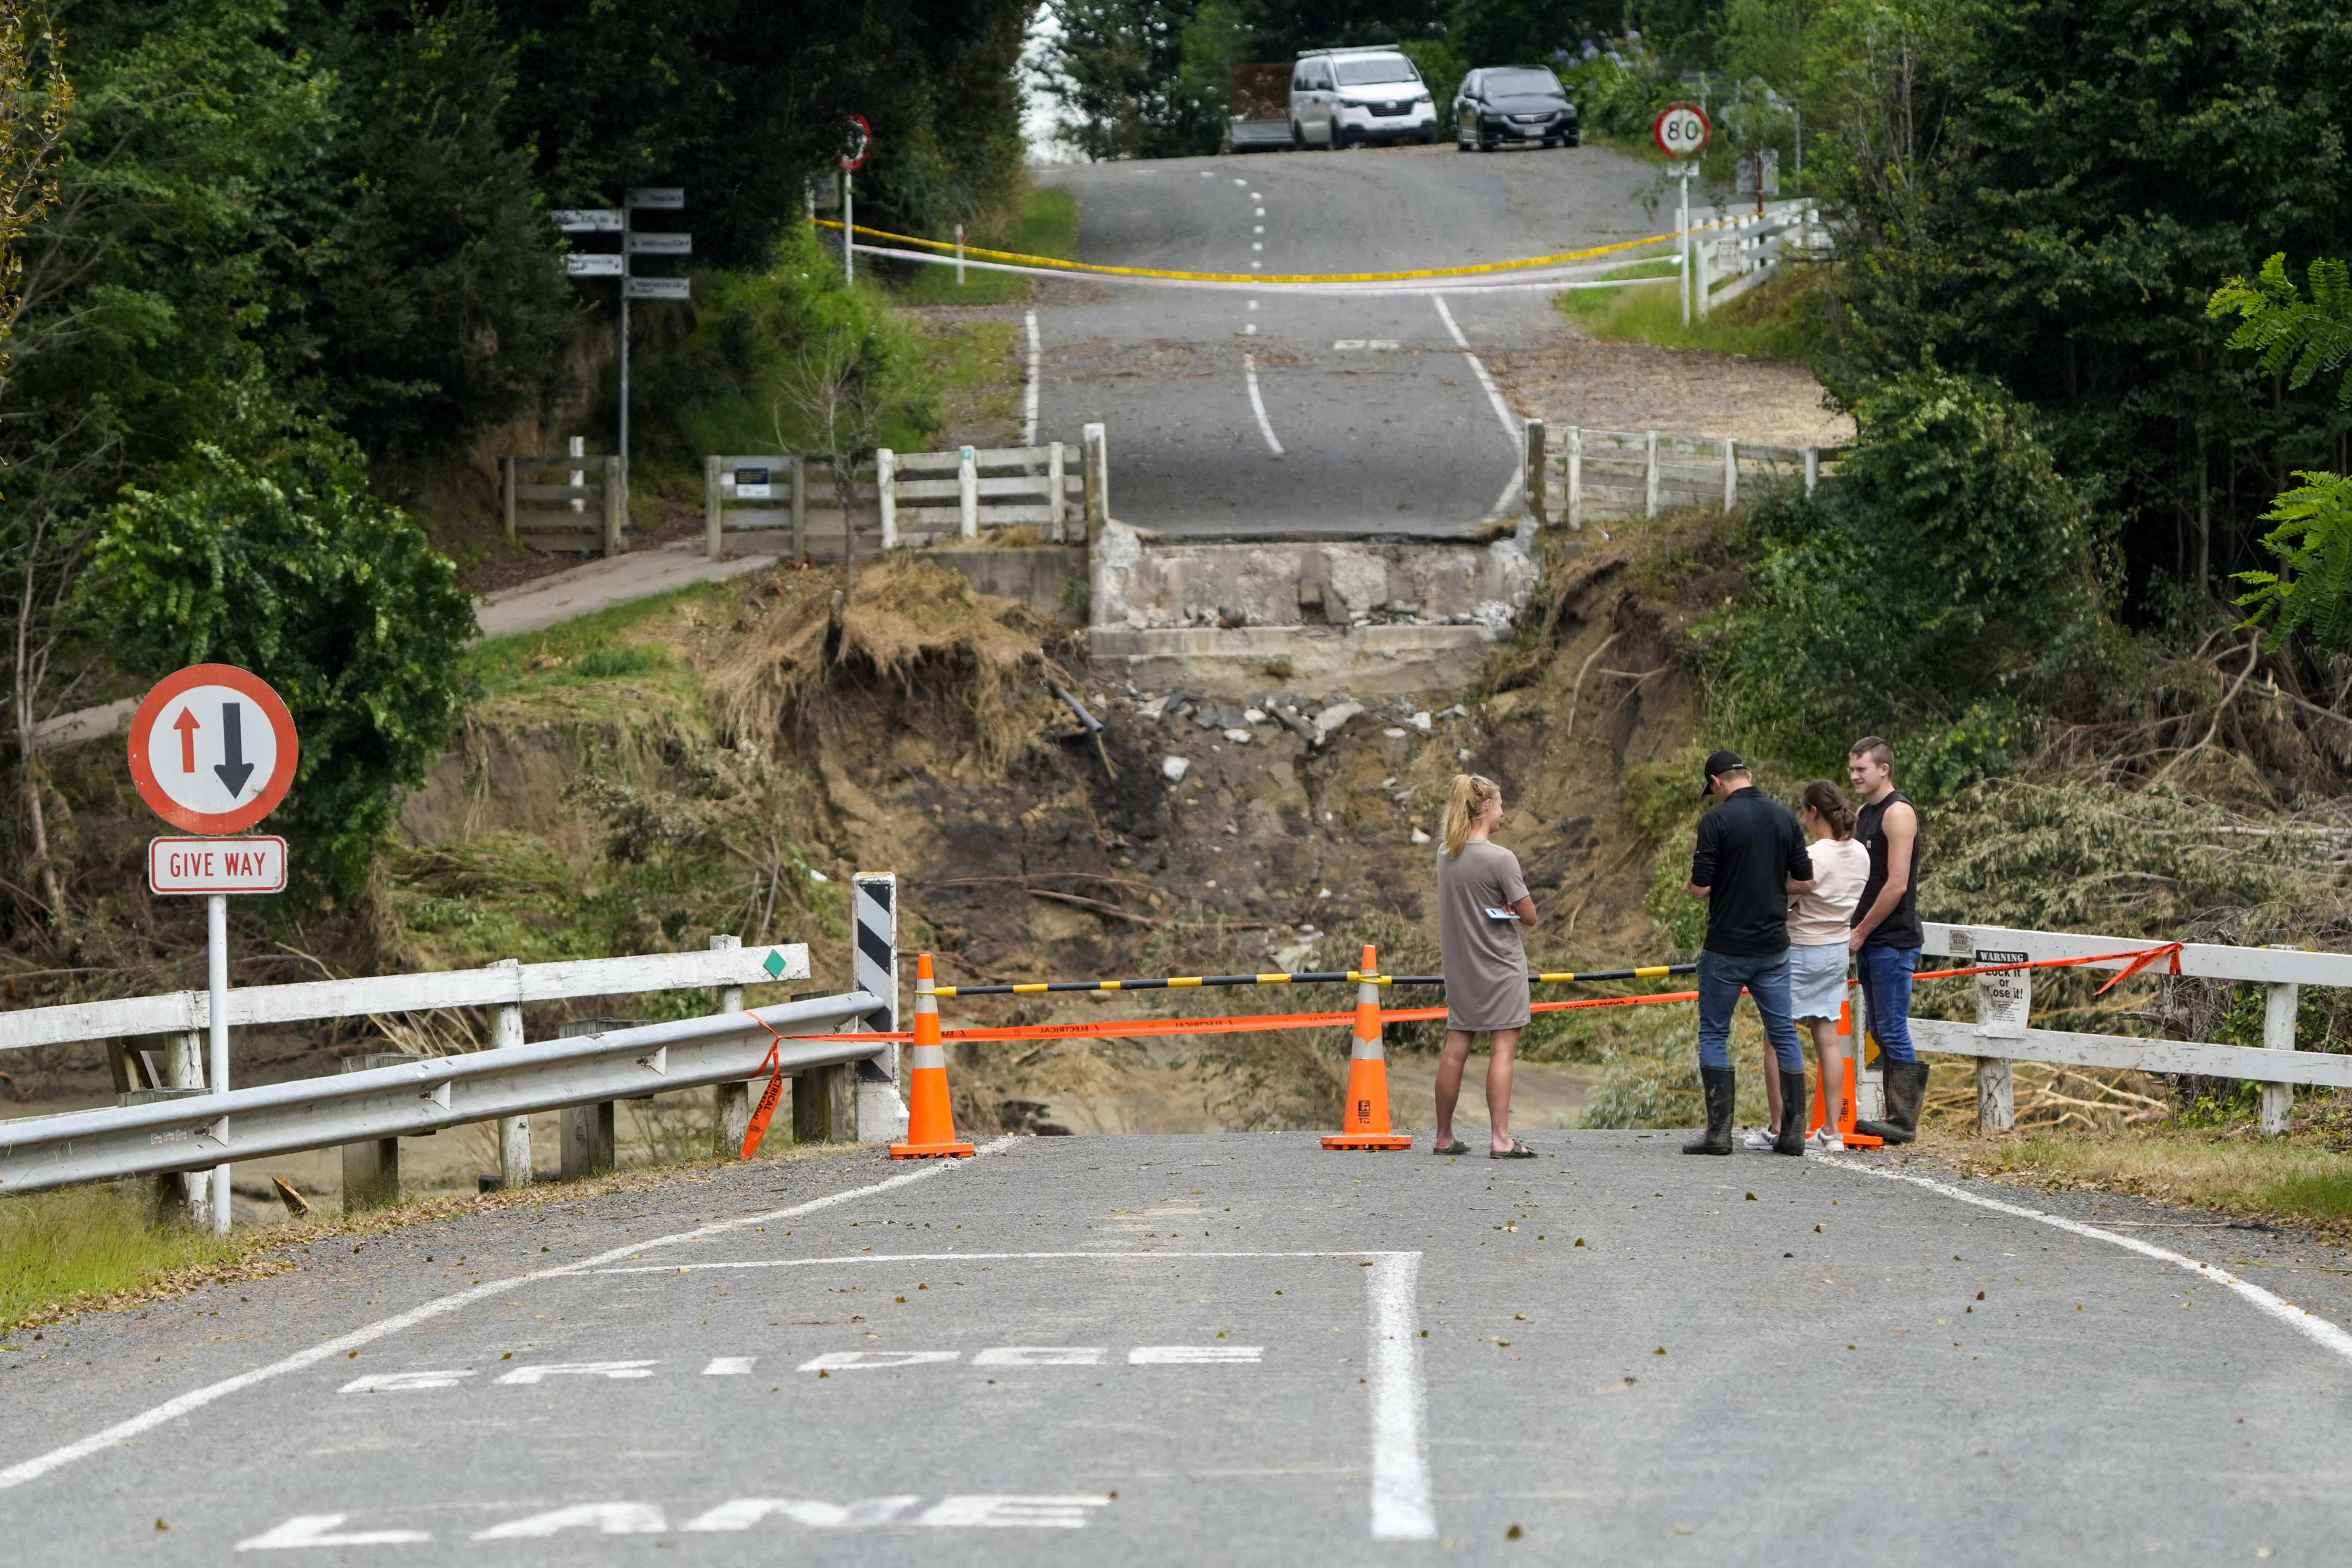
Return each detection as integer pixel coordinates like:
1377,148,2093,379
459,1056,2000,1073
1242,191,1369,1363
1787,940,1851,1019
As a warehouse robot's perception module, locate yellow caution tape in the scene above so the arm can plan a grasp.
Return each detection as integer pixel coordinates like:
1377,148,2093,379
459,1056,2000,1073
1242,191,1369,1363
812,217,1706,285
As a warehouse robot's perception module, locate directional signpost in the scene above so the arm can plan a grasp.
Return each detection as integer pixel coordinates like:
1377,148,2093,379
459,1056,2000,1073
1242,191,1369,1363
127,664,300,1234
554,189,692,525
1653,102,1713,326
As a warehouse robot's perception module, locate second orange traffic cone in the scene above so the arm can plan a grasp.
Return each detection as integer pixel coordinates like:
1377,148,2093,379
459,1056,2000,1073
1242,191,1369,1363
889,953,975,1159
1324,944,1412,1152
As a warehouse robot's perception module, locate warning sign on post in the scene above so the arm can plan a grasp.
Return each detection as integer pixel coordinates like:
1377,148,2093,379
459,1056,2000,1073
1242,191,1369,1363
149,835,287,894
1974,950,2030,1039
127,664,299,835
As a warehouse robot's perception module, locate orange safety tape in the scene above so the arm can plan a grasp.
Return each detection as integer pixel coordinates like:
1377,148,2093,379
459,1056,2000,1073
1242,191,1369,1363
744,945,2190,1054
739,1014,790,1159
1910,943,2185,993
767,987,1706,1047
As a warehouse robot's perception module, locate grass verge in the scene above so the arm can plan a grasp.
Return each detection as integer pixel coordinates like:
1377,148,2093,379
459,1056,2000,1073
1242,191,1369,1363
0,1186,241,1333
888,184,1080,307
1556,258,1829,361
1932,1121,2352,1242
463,581,731,699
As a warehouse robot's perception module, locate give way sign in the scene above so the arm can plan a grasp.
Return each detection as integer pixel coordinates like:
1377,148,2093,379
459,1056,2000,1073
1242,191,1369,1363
127,664,300,834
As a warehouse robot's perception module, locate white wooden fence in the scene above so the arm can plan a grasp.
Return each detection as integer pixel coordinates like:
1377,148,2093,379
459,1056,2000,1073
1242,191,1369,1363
1521,417,1847,527
1694,203,1821,317
704,426,1106,560
500,454,627,556
1916,922,2352,1135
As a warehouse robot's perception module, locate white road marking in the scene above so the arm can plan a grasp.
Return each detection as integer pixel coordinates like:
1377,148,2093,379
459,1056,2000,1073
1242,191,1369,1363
1825,1160,2352,1366
236,1515,431,1550
684,1498,920,1531
1129,1345,1262,1364
1022,311,1042,446
475,1502,666,1539
0,1139,1018,1493
494,1359,656,1385
1429,295,1521,448
1430,294,1528,521
973,1346,1105,1366
1243,354,1285,457
337,1369,473,1394
1232,178,1246,186
598,1248,1405,1273
594,1250,1428,1543
1366,1251,1436,1542
797,1349,960,1372
1332,340,1399,350
918,1495,1110,1528
702,1356,758,1376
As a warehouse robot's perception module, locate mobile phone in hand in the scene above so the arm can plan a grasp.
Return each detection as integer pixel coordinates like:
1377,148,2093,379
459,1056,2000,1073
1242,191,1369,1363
1483,907,1521,921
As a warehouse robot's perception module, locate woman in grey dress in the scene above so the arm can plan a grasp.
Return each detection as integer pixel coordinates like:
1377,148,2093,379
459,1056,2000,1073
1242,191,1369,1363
1433,774,1540,1158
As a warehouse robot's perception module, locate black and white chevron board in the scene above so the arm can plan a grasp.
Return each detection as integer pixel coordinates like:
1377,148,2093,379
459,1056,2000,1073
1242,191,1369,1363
851,872,908,1139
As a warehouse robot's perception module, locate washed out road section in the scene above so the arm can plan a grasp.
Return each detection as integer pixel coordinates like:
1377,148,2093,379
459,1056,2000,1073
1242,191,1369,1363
1034,145,1663,539
5,1133,2352,1563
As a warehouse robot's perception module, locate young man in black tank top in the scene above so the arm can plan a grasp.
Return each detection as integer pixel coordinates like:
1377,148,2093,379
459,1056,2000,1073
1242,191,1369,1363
1846,736,1928,1144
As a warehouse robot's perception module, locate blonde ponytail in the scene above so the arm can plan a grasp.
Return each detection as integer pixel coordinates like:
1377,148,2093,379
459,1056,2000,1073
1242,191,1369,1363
1441,773,1501,859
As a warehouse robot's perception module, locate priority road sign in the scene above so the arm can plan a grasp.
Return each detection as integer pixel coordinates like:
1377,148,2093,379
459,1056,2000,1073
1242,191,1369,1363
149,835,288,895
127,663,299,835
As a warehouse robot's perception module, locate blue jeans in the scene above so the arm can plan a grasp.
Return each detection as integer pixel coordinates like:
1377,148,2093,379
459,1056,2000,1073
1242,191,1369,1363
1697,948,1805,1072
1857,944,1921,1065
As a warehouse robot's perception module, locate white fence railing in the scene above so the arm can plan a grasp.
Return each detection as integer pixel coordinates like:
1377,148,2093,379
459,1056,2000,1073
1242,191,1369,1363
703,428,1107,560
1916,922,2352,1134
1695,204,1822,316
1520,417,1848,528
0,993,881,1196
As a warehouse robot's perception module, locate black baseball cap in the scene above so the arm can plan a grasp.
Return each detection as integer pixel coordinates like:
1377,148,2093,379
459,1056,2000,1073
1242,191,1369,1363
1699,748,1751,797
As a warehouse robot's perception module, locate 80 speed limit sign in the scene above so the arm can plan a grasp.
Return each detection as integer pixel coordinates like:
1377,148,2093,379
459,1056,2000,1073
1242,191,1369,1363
1653,102,1711,159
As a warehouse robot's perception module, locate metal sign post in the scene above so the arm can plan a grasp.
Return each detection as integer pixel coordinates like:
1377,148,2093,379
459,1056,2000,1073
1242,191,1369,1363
1653,103,1712,327
839,115,872,287
555,193,690,524
126,665,300,1235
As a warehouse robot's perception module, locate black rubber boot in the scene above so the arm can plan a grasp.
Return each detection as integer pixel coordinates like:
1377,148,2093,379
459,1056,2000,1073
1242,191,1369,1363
1681,1066,1736,1155
1774,1069,1809,1155
1855,1060,1929,1145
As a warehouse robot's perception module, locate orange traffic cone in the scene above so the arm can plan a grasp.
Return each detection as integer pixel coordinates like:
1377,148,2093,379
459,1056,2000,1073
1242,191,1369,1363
889,954,975,1160
1324,944,1412,1152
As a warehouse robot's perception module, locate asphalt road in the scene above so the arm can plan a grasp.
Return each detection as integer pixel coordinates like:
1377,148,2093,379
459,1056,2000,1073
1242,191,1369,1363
7,1131,2351,1563
1035,143,1665,538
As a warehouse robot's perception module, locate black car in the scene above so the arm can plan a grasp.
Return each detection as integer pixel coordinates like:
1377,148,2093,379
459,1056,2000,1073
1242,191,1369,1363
1453,66,1579,151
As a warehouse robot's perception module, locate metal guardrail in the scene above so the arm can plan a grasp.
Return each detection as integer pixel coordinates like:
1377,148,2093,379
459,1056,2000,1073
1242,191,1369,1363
0,992,882,1194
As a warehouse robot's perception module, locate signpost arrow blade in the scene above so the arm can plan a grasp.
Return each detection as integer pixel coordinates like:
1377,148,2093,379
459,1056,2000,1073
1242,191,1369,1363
213,702,254,797
173,708,200,772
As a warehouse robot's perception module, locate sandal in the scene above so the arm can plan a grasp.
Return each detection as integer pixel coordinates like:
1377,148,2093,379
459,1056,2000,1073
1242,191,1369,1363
1431,1140,1469,1156
1489,1140,1537,1159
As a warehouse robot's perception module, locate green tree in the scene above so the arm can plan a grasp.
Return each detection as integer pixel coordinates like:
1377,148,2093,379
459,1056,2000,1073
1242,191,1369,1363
1814,0,2352,609
277,1,576,468
1695,364,2100,788
84,436,475,900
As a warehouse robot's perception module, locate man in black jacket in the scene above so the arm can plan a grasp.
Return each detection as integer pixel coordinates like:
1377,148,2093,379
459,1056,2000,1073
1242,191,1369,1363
1683,750,1815,1155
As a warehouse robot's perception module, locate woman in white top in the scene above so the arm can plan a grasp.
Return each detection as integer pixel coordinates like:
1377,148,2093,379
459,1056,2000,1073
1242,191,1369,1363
1748,780,1871,1150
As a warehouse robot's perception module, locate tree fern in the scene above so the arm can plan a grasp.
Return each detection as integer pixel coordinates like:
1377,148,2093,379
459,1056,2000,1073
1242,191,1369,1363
2209,254,2352,408
2237,473,2352,653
